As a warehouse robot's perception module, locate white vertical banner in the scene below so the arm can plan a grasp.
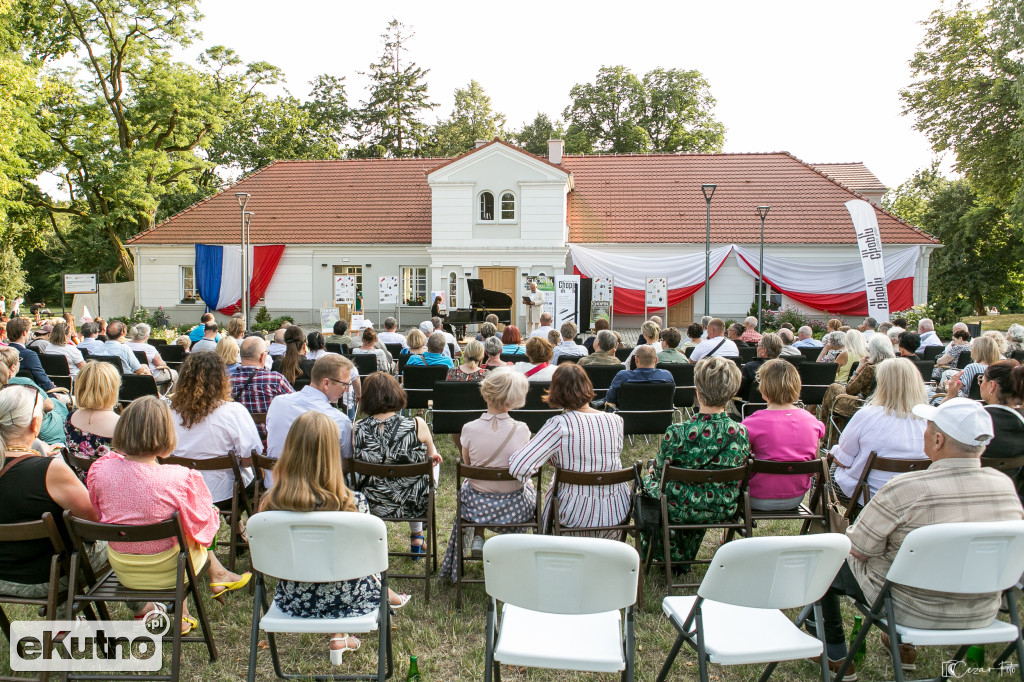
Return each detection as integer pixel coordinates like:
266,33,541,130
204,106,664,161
554,275,581,328
592,276,613,323
334,275,356,305
845,199,890,322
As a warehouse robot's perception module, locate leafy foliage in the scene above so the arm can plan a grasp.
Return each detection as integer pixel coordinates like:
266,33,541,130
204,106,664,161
423,80,505,157
511,113,565,156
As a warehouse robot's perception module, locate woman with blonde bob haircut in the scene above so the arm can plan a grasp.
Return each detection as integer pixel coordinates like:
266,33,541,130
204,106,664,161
829,358,927,500
87,396,251,632
945,334,1002,401
261,410,410,664
65,361,121,462
440,368,534,578
215,336,240,375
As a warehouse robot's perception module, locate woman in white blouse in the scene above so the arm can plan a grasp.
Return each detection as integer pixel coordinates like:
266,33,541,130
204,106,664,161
513,337,556,382
167,351,260,511
509,363,629,535
43,322,85,377
829,358,928,501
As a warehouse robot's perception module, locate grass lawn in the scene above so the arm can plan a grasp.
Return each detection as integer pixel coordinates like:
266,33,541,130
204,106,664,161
960,314,1024,332
3,432,1020,681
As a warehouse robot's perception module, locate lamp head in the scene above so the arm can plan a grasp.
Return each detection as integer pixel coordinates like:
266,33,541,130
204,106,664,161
235,192,250,209
701,184,717,201
756,205,771,220
243,211,254,228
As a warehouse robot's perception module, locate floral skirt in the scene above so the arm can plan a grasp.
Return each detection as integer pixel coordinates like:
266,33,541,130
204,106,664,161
274,574,381,619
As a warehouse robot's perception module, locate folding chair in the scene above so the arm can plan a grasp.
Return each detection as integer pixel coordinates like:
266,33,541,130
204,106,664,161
648,462,751,589
800,347,824,362
747,458,831,534
483,534,639,682
781,354,805,368
919,345,943,361
835,521,1024,682
453,463,543,609
384,343,404,360
250,453,277,508
59,445,95,478
738,346,758,363
343,459,437,602
400,365,449,412
741,401,769,420
509,381,561,432
499,353,527,364
659,363,697,415
325,342,345,355
615,348,631,363
843,452,930,521
132,350,149,366
798,362,838,407
161,451,254,572
64,511,217,682
614,382,681,445
907,358,935,384
657,534,852,682
968,373,984,401
824,395,865,450
160,344,186,372
89,355,124,375
981,456,1024,497
245,512,393,682
581,364,624,400
351,354,379,378
118,374,159,406
425,381,487,436
0,512,68,682
39,353,73,391
956,350,974,369
556,354,580,364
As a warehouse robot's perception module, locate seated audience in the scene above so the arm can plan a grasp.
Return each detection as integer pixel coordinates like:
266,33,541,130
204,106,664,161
639,356,749,566
817,398,1023,676
93,321,150,375
26,323,51,352
625,320,660,368
741,316,762,344
727,323,749,348
0,346,68,445
513,337,556,382
829,358,927,502
501,325,525,355
94,317,107,342
984,329,1009,358
944,335,1002,401
191,321,220,354
266,355,353,463
546,329,561,347
743,360,825,510
891,317,909,330
529,312,554,340
509,364,630,536
126,323,176,387
481,335,510,369
475,321,498,345
819,334,896,435
0,385,102,599
377,317,408,348
844,329,868,373
216,336,241,375
439,368,534,579
65,361,121,463
1006,324,1024,355
897,331,921,358
352,373,441,559
690,318,740,363
260,411,411,662
325,319,351,351
738,333,782,401
978,360,1024,463
778,328,801,357
827,318,842,333
793,325,823,348
305,331,329,360
225,317,245,348
43,321,85,377
405,332,454,368
657,327,688,364
87,396,250,631
62,313,80,344
77,322,103,354
605,344,673,408
267,328,287,357
817,332,848,376
168,352,260,514
934,328,972,380
681,323,703,353
7,316,55,390
859,316,878,341
401,328,427,356
583,318,610,354
579,329,625,367
188,312,219,344
431,316,457,352
230,337,294,442
273,326,315,389
352,327,393,373
916,317,943,350
174,335,191,352
551,322,587,364
447,340,486,381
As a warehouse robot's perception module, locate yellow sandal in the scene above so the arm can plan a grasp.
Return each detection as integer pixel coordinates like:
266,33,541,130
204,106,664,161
210,572,252,604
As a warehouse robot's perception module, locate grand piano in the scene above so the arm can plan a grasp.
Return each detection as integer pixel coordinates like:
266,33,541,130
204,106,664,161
444,278,513,339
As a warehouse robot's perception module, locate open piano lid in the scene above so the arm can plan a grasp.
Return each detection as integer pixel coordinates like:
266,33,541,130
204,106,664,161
465,278,513,309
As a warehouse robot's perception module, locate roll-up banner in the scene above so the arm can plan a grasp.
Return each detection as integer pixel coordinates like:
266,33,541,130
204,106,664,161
845,199,890,323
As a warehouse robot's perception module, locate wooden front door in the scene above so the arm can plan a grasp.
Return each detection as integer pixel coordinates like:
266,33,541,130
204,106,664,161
668,298,693,329
478,267,517,322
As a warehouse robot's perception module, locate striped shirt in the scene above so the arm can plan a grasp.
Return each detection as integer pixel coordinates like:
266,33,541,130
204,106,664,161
847,458,1024,629
509,411,630,532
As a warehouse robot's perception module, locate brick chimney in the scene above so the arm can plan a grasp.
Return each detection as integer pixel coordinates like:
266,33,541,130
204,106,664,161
547,139,564,164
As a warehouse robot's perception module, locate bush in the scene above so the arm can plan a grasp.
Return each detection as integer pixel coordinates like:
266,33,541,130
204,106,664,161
252,314,293,333
891,304,934,330
111,306,171,332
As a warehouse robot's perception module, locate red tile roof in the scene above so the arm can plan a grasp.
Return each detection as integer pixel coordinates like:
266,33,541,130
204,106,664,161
129,148,934,246
562,152,933,244
813,162,888,194
425,137,569,176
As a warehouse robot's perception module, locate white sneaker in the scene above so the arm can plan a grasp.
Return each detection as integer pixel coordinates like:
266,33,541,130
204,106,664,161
471,535,485,558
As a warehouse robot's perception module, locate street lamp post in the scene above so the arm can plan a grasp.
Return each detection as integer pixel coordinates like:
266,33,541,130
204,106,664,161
701,184,717,317
243,211,254,329
234,192,250,330
756,205,771,332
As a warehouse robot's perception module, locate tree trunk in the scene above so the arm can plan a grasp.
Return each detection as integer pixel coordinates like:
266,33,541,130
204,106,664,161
974,296,986,316
104,226,135,281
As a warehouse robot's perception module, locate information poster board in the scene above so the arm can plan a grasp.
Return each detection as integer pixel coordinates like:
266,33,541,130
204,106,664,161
592,276,613,324
320,307,340,334
554,275,581,328
378,276,399,305
333,275,356,305
350,313,365,331
64,273,98,295
431,290,446,313
645,278,667,308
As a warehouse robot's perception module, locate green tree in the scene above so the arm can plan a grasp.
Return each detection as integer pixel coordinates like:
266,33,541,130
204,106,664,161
563,65,724,154
353,19,436,158
303,74,351,151
881,162,948,228
512,112,565,156
922,179,1024,318
424,80,505,157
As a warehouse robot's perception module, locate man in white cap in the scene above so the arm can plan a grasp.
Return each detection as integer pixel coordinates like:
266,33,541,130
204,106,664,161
814,398,1023,679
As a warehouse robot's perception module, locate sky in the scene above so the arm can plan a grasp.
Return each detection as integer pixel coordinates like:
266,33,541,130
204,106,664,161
189,1,945,190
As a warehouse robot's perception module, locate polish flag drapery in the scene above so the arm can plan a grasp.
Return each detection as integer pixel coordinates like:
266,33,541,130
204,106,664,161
195,244,285,314
732,245,919,316
568,244,734,314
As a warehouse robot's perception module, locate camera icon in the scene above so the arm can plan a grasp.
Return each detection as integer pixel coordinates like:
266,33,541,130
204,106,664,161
941,660,965,679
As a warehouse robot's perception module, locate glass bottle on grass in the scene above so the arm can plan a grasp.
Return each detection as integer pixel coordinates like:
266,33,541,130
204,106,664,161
406,654,420,680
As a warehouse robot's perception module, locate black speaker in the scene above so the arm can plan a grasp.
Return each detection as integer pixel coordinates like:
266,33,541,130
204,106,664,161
578,277,592,333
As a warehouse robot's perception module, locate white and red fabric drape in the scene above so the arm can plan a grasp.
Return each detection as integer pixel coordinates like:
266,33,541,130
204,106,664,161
732,246,919,316
568,244,733,315
195,244,285,315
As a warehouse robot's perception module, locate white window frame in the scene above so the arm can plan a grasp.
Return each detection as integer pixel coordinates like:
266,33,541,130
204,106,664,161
180,265,199,304
499,190,517,222
478,191,495,222
401,266,427,305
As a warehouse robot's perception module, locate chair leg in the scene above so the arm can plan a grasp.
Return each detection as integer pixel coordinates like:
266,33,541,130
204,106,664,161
884,598,906,682
623,606,635,682
170,567,185,682
695,608,710,682
189,564,217,662
812,602,831,682
377,597,388,682
485,598,496,682
246,576,263,682
655,632,686,682
757,662,779,682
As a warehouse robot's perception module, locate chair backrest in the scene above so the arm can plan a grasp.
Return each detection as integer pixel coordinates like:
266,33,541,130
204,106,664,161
509,381,561,432
581,364,624,392
39,353,71,377
910,359,935,382
351,353,379,376
325,342,344,355
343,458,433,480
65,510,185,548
968,372,983,401
250,411,267,426
616,382,677,435
748,457,828,478
780,354,804,367
483,534,639,614
662,463,748,489
886,521,1024,594
0,512,64,554
159,344,185,363
921,345,943,361
89,355,124,375
402,364,450,409
658,362,696,408
78,347,91,359
132,350,149,366
615,348,631,362
798,362,838,405
385,343,404,359
430,381,488,434
500,353,528,363
162,452,238,473
698,534,852,609
553,466,633,489
1012,350,1024,364
60,446,95,475
557,354,580,364
799,347,823,362
956,350,974,369
247,510,389,582
738,346,757,363
118,374,159,403
457,462,527,485
151,338,168,347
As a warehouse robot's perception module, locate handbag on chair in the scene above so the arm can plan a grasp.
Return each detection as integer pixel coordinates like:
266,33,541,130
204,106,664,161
632,462,662,536
807,479,849,535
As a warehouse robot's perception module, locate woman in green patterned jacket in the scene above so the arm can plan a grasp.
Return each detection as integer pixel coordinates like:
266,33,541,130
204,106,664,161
641,355,749,566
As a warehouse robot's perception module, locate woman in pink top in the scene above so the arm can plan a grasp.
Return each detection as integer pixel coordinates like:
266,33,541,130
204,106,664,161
87,396,251,633
438,368,534,581
742,360,825,510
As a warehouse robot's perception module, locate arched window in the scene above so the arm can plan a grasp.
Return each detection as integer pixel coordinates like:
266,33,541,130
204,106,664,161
500,191,516,221
479,192,494,221
448,272,458,308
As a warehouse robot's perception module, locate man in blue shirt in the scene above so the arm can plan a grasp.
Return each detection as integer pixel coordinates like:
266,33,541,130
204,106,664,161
188,312,221,345
792,325,824,348
605,345,673,407
405,332,454,369
6,316,54,391
92,321,150,375
76,322,103,354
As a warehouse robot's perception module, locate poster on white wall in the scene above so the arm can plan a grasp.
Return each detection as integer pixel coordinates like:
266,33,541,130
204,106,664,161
378,276,399,305
554,275,581,328
593,277,613,302
334,275,356,305
645,278,667,308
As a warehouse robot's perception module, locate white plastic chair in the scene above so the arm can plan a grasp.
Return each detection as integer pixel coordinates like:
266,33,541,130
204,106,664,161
482,534,639,681
245,511,392,682
656,534,852,682
836,520,1024,682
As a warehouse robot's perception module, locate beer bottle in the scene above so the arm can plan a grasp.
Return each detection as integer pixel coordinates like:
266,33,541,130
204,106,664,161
406,654,420,680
